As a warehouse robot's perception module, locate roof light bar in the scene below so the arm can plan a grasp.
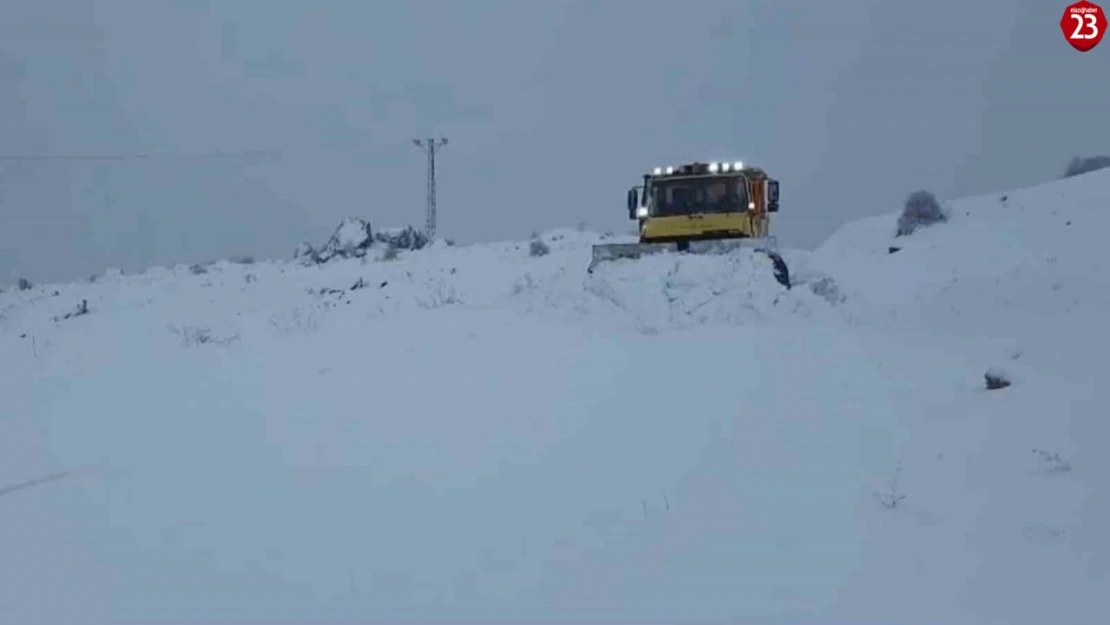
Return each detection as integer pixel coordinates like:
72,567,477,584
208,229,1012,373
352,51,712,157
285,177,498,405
649,161,747,176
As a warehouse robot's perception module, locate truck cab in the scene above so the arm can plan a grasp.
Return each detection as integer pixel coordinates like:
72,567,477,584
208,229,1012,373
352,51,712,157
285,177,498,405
626,161,779,244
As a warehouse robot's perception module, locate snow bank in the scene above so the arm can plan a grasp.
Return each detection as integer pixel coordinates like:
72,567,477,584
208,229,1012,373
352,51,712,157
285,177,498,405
0,227,825,346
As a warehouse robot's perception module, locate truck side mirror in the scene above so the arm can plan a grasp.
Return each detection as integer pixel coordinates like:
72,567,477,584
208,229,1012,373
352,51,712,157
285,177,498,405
627,188,639,219
767,180,780,213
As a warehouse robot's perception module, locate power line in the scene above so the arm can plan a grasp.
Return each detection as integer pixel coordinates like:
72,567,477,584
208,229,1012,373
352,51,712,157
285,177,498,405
3,141,455,242
0,148,282,162
412,137,447,240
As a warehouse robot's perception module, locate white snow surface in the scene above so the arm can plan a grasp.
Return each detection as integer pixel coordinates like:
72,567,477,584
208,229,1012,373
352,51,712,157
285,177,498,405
333,217,372,250
2,170,1108,623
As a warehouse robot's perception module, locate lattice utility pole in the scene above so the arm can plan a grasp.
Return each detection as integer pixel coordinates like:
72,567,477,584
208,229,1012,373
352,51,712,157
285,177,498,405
412,137,448,240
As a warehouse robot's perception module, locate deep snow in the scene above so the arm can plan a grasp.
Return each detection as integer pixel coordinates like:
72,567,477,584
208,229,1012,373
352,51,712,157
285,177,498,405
1,169,1108,623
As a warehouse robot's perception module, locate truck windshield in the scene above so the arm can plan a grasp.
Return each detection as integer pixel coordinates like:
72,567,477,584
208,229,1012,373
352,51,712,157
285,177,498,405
650,176,748,217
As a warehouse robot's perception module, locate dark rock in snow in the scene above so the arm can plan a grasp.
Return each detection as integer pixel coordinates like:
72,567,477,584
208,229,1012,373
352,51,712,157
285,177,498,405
316,218,374,262
374,226,429,251
297,220,428,265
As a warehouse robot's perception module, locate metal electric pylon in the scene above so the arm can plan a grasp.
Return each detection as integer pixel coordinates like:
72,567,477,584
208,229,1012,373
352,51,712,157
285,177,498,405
412,137,448,240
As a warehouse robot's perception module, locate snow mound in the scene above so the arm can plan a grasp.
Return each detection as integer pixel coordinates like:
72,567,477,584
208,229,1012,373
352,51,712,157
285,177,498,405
0,229,825,350
508,247,830,333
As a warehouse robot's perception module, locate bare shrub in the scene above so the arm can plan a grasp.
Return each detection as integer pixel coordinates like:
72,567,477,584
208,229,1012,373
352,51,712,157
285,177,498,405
53,299,89,321
169,325,239,347
1032,449,1072,475
1063,155,1110,178
529,238,550,257
415,279,462,309
373,225,428,251
380,246,400,262
268,306,321,336
984,367,1011,390
510,273,538,296
807,276,846,305
896,190,947,237
874,461,907,509
294,242,316,263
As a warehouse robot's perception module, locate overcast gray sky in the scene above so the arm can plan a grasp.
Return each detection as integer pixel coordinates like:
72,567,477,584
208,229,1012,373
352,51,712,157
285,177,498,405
2,0,1108,284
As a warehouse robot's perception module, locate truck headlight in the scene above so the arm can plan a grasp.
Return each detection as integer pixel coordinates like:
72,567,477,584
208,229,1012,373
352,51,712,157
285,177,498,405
636,207,649,218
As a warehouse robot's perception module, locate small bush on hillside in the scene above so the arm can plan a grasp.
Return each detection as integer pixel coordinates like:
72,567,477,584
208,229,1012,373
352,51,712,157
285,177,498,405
317,217,374,263
268,306,321,336
17,278,32,291
1063,155,1110,178
374,226,428,252
530,238,550,257
415,278,462,310
169,324,239,347
229,255,255,265
296,220,428,265
895,190,947,237
807,275,846,305
874,460,907,509
53,299,89,322
984,367,1011,390
1032,449,1072,474
293,242,316,262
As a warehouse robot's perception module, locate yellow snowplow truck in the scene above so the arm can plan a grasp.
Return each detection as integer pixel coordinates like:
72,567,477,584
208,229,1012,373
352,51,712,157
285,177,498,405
588,160,790,288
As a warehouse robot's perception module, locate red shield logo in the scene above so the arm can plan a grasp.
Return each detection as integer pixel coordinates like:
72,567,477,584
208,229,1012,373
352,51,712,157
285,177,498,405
1061,1,1106,52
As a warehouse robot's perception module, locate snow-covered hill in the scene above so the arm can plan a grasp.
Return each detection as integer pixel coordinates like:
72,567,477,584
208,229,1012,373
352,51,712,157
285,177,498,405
806,168,1110,378
1,170,1107,623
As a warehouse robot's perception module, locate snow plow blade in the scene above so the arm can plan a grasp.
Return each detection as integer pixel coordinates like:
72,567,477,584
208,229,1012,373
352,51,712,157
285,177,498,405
587,237,790,288
588,237,778,272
